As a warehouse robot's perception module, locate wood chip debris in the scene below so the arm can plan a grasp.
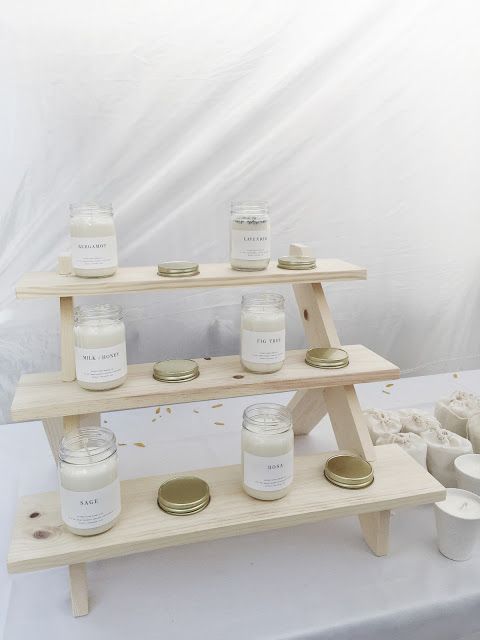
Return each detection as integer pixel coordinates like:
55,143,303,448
385,383,394,388
211,403,223,409
453,373,459,379
382,390,391,395
193,409,200,414
134,442,146,448
166,408,172,414
155,407,161,414
214,421,225,426
118,443,127,446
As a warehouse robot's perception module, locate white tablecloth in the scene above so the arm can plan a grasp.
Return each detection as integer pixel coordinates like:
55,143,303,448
2,370,480,640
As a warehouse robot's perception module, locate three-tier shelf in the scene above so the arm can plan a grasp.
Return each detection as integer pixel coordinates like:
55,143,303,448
7,244,445,617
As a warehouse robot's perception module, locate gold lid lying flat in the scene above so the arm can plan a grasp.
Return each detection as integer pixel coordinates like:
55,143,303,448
153,359,200,382
305,347,349,369
324,454,374,489
158,476,210,515
277,256,317,270
157,261,200,277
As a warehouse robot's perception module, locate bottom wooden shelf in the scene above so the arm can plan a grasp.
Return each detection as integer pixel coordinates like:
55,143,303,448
8,445,445,574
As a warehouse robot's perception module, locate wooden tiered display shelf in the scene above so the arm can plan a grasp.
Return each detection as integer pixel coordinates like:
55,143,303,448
8,244,446,617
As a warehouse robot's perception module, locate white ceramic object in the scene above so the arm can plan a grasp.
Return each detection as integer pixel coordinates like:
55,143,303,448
467,412,480,454
363,408,401,444
398,408,441,436
422,429,473,487
434,488,480,561
455,454,480,495
376,432,427,468
434,391,480,438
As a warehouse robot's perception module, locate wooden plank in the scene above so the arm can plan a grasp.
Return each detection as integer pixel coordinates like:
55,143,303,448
15,260,367,299
7,445,445,573
359,511,390,556
59,297,76,382
10,345,399,421
288,243,339,434
69,563,88,617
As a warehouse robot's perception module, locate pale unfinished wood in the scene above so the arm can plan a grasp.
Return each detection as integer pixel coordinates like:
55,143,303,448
63,415,80,432
323,385,376,461
11,345,399,421
359,511,390,556
57,253,72,276
79,413,102,429
60,297,76,382
288,243,339,435
7,445,445,574
15,260,367,299
42,417,64,459
69,563,88,617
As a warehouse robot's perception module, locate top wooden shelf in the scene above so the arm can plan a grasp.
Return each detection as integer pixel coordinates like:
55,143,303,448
15,260,367,298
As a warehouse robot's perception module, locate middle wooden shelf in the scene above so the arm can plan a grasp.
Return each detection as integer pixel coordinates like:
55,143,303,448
11,344,399,421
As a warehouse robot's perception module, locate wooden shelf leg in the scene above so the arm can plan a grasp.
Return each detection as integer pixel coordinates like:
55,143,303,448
60,296,76,382
42,418,64,460
288,243,339,436
69,563,89,617
359,511,391,556
323,385,375,461
289,389,328,435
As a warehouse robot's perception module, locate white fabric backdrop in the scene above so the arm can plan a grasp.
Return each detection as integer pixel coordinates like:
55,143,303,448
1,0,480,421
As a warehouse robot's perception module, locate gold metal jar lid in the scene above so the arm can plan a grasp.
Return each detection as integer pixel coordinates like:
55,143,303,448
153,359,200,382
277,256,317,270
305,347,349,369
157,476,210,515
324,454,374,489
157,261,200,277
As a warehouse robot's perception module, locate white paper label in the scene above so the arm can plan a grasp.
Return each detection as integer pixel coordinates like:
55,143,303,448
231,229,270,260
71,235,118,269
75,342,127,384
60,478,121,530
243,451,293,492
241,329,285,364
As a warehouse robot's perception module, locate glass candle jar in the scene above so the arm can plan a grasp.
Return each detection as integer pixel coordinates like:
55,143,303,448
230,201,270,271
70,203,118,277
240,293,285,373
58,426,121,536
74,303,128,390
242,403,294,500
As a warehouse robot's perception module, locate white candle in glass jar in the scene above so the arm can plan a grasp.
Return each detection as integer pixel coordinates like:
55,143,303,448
74,303,127,390
241,293,285,373
434,488,480,560
59,427,121,536
242,403,294,500
70,203,118,277
230,201,270,271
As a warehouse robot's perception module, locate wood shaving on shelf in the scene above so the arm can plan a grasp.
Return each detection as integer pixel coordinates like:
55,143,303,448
134,442,146,448
155,407,161,414
166,408,172,414
214,421,225,426
211,403,223,409
385,383,394,388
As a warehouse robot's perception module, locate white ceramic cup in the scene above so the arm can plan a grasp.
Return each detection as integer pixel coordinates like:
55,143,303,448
455,454,480,495
434,488,480,561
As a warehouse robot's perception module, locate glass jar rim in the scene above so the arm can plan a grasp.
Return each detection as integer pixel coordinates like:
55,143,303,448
243,403,292,434
241,292,284,310
70,202,113,217
59,427,117,465
74,303,123,325
231,200,269,219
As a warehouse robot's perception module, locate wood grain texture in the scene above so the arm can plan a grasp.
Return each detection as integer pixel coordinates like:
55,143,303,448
288,244,338,434
15,260,367,299
10,345,400,421
60,297,76,382
69,563,88,617
42,418,64,460
323,385,376,461
7,445,445,573
359,511,390,556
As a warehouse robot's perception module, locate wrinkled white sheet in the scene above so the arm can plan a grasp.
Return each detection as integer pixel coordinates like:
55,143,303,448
1,0,480,421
